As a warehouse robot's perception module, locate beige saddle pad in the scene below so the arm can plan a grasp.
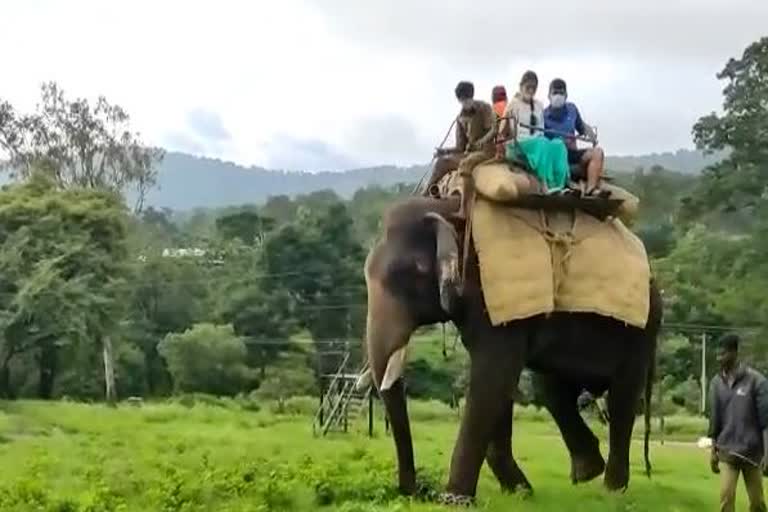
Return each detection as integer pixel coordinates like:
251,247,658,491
471,196,650,328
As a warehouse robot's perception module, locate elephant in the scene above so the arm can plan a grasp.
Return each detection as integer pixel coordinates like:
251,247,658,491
362,194,662,504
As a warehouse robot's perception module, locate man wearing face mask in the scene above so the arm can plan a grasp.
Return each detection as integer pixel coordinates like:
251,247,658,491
544,78,606,196
425,81,496,219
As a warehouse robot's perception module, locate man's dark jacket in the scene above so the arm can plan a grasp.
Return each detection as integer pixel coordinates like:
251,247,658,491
709,365,768,466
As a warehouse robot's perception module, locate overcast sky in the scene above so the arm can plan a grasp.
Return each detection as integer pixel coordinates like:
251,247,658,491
2,0,766,171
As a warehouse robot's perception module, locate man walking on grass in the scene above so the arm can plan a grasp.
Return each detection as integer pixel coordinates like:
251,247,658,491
709,333,768,512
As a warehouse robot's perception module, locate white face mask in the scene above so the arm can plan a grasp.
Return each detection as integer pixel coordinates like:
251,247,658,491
459,99,474,110
550,94,566,108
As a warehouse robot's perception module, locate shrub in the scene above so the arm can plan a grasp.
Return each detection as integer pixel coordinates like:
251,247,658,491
407,400,456,422
513,405,551,423
276,396,316,416
254,354,317,412
159,323,257,396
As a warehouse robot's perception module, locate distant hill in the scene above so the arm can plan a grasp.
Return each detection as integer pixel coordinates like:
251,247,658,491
144,152,427,210
605,149,724,174
135,149,723,210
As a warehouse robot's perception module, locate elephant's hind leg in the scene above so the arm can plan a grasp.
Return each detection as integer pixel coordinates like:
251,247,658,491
485,400,533,494
604,356,647,491
538,374,605,484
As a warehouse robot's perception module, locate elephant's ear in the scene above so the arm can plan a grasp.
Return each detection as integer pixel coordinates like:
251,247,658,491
424,212,462,313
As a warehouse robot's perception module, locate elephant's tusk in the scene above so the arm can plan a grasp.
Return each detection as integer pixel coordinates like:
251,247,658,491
438,257,462,313
380,346,409,391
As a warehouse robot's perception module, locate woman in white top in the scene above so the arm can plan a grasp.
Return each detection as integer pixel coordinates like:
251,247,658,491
499,70,545,141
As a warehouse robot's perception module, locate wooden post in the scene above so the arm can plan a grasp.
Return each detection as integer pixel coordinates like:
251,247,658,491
102,336,116,407
368,392,374,438
319,379,325,427
700,332,707,415
658,378,665,445
318,347,325,428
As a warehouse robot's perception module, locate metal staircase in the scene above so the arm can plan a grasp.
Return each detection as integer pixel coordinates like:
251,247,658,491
313,352,373,436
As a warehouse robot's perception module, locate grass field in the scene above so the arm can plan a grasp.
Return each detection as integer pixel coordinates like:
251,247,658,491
0,397,752,511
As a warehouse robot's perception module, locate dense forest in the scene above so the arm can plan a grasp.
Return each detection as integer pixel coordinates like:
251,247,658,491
0,36,766,418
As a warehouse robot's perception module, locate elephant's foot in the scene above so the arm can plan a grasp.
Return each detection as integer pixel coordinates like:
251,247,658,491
500,477,533,496
438,492,475,507
496,465,534,495
486,448,534,494
571,451,606,484
398,476,417,497
603,460,629,492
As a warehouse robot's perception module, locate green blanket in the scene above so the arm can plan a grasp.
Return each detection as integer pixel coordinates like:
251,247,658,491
505,137,570,191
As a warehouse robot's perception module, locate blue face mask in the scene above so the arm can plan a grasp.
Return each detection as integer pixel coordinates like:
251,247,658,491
550,94,566,109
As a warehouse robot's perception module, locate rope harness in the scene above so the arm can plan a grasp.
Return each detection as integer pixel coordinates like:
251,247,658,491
537,209,578,297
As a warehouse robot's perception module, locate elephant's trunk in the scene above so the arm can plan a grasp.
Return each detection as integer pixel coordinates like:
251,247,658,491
381,379,416,495
366,276,417,495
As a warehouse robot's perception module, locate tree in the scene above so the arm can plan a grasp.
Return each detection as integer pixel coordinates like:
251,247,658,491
657,334,697,389
636,222,676,259
261,202,366,343
682,37,768,222
614,166,697,228
137,207,181,246
253,352,317,411
654,225,743,325
347,184,407,243
125,254,208,395
217,284,297,377
158,323,256,396
0,173,130,399
215,209,275,246
207,217,299,377
0,82,163,212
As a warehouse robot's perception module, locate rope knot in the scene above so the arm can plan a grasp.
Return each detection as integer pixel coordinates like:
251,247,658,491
539,212,578,296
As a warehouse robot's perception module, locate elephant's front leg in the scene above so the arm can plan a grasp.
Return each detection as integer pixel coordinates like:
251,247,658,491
486,400,533,494
443,333,526,502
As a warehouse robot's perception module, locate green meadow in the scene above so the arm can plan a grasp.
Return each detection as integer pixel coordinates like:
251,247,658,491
0,398,741,511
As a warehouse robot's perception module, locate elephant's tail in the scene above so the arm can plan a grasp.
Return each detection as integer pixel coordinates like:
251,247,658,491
643,278,662,479
643,359,654,478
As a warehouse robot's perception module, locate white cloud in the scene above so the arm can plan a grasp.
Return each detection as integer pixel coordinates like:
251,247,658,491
1,0,765,169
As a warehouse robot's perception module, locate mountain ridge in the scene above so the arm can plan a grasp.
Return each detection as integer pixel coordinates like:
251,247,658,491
137,149,723,210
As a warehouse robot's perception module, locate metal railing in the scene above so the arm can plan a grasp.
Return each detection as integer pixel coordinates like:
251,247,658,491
312,353,372,436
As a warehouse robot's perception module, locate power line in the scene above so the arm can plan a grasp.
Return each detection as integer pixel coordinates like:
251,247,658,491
240,338,363,346
662,322,762,333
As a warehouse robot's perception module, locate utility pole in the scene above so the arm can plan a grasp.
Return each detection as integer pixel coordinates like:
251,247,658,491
103,336,116,407
700,332,707,414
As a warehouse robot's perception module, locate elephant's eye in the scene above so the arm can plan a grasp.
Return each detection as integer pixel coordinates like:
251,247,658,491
413,257,431,275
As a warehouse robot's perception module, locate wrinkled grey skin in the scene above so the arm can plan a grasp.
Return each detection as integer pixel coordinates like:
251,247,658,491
363,196,661,500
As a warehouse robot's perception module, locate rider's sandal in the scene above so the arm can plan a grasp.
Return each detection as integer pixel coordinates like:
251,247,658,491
564,187,582,198
585,187,612,199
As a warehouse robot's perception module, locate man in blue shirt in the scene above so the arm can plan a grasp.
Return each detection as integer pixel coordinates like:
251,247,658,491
543,78,606,196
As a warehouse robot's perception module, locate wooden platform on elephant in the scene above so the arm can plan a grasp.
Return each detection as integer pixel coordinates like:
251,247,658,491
501,193,625,221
